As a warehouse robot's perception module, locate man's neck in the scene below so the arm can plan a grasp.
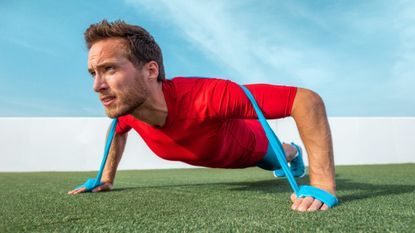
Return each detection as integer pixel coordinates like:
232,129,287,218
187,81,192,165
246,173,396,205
130,82,168,127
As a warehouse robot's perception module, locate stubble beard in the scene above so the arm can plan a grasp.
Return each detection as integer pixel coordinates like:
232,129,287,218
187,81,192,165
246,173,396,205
105,83,148,119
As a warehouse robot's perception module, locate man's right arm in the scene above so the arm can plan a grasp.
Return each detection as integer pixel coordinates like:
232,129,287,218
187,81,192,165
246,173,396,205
68,124,128,195
99,128,128,186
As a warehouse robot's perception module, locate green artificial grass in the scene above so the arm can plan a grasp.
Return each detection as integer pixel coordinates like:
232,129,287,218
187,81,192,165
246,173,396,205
1,164,414,233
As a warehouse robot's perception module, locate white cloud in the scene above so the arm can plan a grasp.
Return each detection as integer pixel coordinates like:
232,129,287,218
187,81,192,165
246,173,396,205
125,0,336,87
126,0,415,115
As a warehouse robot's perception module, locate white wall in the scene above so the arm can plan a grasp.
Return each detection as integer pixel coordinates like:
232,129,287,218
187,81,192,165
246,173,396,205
275,117,415,166
0,117,414,172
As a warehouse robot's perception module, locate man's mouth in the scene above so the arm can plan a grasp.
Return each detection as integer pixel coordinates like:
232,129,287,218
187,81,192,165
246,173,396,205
100,96,116,107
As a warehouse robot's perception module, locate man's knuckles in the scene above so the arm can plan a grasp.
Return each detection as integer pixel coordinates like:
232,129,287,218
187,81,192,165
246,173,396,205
307,199,323,211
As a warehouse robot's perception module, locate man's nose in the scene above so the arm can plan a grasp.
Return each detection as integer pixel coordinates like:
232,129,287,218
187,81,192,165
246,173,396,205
93,75,108,93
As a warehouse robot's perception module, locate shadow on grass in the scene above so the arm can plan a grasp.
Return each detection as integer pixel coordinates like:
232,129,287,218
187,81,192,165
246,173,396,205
334,178,415,203
221,176,415,203
111,175,415,204
110,179,287,193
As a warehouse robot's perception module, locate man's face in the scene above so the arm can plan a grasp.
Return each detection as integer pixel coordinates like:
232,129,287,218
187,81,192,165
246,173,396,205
88,38,149,118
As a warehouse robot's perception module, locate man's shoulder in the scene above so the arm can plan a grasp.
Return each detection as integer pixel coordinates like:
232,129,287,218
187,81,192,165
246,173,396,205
170,76,224,84
166,76,233,104
169,76,232,91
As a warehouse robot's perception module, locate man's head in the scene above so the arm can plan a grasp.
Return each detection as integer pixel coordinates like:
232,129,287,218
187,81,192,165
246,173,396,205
85,20,164,118
85,20,165,81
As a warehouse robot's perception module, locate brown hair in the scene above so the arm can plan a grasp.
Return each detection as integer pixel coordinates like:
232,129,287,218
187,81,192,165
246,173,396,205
84,19,165,81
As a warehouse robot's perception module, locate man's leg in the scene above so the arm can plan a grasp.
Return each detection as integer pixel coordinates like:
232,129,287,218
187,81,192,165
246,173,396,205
283,143,298,161
256,143,300,171
273,143,305,177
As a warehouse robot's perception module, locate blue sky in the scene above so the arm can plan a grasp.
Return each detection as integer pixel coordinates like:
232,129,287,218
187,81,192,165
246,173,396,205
0,0,414,117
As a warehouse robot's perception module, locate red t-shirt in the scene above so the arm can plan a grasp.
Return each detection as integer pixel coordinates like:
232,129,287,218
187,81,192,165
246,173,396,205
116,77,297,168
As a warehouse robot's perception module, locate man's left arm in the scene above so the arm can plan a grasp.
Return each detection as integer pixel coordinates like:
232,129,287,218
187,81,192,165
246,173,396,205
289,87,336,212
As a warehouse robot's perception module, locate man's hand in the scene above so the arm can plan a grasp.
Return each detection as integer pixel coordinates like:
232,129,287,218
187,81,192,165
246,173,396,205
290,193,330,212
67,182,113,195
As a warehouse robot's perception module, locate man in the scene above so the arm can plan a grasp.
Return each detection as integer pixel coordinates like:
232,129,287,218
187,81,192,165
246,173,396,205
68,20,336,212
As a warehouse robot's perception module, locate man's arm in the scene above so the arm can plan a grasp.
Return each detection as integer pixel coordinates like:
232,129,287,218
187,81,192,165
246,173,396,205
68,124,128,194
289,88,336,211
101,127,128,184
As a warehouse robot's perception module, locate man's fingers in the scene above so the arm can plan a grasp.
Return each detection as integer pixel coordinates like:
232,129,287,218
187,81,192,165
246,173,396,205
92,185,104,193
320,204,329,211
290,193,297,203
307,199,323,212
290,192,333,212
291,196,304,210
68,187,86,195
92,183,112,193
68,182,112,195
292,196,314,212
67,188,79,195
297,196,315,212
73,187,86,195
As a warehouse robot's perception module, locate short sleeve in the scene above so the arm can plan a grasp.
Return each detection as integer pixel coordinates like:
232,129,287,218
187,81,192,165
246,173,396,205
116,116,132,134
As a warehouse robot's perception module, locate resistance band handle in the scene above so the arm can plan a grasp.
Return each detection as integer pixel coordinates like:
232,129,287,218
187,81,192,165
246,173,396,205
75,118,118,192
239,85,339,207
298,185,339,208
75,178,98,191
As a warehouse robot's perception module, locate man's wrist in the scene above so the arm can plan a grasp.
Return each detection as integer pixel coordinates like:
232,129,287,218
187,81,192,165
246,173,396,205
310,183,336,196
101,177,114,184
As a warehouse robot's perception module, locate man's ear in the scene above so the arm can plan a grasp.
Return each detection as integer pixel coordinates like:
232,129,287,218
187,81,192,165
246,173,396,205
146,61,159,81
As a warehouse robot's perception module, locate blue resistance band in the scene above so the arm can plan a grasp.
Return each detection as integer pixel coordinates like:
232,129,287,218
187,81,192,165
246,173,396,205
240,85,338,208
75,118,118,192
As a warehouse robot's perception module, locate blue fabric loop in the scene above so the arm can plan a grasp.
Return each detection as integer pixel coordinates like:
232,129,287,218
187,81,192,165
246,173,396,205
239,85,338,208
75,118,118,191
298,185,338,208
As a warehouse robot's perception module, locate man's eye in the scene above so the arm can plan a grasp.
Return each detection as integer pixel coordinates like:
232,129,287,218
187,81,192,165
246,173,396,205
105,66,114,72
90,72,96,78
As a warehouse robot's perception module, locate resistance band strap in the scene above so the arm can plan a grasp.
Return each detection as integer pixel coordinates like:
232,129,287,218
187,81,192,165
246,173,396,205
75,118,118,191
239,85,338,207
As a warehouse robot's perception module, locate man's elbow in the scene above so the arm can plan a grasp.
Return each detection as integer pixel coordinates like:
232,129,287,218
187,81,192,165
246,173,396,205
291,88,327,117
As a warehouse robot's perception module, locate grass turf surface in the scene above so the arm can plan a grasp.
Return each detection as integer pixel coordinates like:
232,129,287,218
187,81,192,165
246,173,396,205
1,164,414,233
